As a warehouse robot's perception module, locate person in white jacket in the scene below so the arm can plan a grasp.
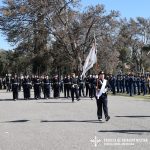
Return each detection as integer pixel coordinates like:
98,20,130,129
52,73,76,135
96,71,110,122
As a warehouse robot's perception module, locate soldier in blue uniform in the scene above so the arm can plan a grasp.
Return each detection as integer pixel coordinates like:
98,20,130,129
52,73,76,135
11,74,19,100
78,75,85,97
141,75,146,96
70,73,80,102
63,75,69,98
89,75,96,99
109,74,116,95
136,74,141,95
116,74,121,93
33,76,41,99
67,75,71,98
125,74,129,94
6,74,11,92
91,75,97,99
18,76,22,91
128,73,134,96
52,75,60,98
84,76,90,97
121,75,125,93
43,75,51,99
22,75,32,100
133,75,137,95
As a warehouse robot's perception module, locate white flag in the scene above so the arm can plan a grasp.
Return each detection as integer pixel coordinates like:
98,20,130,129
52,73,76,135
81,43,97,77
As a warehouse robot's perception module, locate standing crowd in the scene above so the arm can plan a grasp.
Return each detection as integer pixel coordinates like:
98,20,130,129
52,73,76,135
0,72,150,101
0,72,150,122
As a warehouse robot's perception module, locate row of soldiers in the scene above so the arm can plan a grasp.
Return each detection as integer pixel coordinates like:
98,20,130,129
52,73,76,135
108,73,150,96
0,74,82,101
0,73,150,100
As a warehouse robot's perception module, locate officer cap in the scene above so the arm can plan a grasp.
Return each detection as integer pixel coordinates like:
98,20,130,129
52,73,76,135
98,71,104,75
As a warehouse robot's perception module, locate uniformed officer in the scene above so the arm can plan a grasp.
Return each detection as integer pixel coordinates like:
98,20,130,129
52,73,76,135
22,75,32,100
43,75,51,99
52,75,60,98
121,75,125,93
6,74,11,92
95,71,110,122
33,76,41,99
109,74,116,95
128,73,134,96
136,74,141,95
63,75,68,98
89,75,94,98
84,76,90,97
116,74,121,93
91,75,97,99
133,75,137,95
70,73,80,102
11,74,19,100
125,74,129,94
78,75,85,97
141,75,146,96
18,76,22,91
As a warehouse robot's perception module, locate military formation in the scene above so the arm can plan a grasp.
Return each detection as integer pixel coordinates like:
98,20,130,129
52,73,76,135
0,72,150,101
108,73,150,96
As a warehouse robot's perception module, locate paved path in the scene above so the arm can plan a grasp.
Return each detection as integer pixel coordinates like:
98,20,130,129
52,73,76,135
0,90,150,150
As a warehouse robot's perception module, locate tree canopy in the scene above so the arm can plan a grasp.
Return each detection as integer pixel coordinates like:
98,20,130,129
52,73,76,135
0,0,150,76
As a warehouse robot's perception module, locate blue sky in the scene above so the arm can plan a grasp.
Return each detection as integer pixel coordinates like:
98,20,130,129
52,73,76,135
0,0,150,50
82,0,150,19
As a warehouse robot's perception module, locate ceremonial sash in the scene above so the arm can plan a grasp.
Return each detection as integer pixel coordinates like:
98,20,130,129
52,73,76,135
96,79,107,99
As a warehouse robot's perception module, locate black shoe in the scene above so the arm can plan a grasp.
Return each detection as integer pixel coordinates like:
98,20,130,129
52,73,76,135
98,116,102,121
105,116,110,121
77,98,80,101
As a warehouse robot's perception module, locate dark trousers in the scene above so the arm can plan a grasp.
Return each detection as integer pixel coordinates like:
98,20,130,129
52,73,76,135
137,85,140,95
71,88,79,101
53,87,59,98
67,86,70,97
129,85,133,96
79,86,85,97
96,94,108,118
13,91,18,100
112,86,116,95
125,84,129,94
44,88,50,98
85,85,89,96
64,85,67,97
34,86,41,99
23,88,30,99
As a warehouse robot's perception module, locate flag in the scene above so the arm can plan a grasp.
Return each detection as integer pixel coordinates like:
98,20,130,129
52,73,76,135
81,43,97,77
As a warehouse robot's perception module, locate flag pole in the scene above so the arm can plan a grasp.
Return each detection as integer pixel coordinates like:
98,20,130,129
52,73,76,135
94,33,99,89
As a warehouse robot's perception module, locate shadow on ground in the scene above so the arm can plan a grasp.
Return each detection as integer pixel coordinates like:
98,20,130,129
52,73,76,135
98,130,150,135
3,120,30,123
41,119,104,124
37,102,72,104
116,116,150,118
